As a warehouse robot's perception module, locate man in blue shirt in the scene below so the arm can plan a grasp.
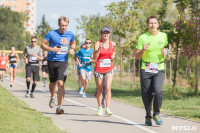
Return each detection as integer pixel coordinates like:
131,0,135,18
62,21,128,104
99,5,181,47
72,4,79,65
41,16,76,114
74,43,86,94
76,39,93,98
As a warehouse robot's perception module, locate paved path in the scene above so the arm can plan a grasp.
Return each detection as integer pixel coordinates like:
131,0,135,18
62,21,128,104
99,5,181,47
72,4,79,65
0,77,199,133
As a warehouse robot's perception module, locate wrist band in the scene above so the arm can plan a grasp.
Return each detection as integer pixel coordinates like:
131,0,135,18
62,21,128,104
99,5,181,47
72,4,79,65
166,48,169,56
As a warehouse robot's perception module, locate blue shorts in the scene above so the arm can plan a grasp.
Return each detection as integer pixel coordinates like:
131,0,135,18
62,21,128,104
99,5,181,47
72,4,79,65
9,64,17,69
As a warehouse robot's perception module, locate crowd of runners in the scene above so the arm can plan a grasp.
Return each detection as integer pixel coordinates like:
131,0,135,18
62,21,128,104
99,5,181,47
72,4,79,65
0,15,169,126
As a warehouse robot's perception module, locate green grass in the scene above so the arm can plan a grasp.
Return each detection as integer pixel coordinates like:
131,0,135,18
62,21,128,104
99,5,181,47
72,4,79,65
0,86,66,133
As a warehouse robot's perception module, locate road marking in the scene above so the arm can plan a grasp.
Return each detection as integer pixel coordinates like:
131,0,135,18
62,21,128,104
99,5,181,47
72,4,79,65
15,79,157,133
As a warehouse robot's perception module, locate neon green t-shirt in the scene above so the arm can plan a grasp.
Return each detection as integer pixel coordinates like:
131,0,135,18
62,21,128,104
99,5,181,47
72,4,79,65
136,32,168,70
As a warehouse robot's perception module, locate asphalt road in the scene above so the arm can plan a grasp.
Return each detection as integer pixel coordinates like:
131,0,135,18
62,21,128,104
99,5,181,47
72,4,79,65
1,76,199,133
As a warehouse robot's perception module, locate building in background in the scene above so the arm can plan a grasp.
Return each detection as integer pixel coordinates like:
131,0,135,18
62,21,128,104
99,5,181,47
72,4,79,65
0,0,36,35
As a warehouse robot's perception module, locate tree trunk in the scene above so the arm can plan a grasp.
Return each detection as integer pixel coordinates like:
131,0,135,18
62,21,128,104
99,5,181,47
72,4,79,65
195,51,198,95
173,41,179,88
119,37,123,86
133,55,136,84
128,58,131,80
170,58,173,85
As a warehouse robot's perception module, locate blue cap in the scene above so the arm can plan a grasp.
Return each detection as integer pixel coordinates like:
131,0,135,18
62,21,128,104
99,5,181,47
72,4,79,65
101,27,110,33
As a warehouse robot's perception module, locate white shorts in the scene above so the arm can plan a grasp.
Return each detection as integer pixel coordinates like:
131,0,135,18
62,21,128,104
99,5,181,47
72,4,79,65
80,69,92,80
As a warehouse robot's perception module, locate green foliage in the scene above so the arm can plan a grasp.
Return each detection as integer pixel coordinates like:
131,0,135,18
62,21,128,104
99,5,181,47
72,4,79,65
0,6,28,50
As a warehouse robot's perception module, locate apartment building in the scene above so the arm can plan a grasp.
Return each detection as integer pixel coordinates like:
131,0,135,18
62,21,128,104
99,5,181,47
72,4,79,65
0,0,36,35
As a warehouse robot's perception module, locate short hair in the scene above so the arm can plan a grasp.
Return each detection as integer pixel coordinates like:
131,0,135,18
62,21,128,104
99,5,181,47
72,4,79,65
147,16,158,24
31,36,37,40
80,43,85,48
85,38,91,43
11,46,15,50
58,16,69,26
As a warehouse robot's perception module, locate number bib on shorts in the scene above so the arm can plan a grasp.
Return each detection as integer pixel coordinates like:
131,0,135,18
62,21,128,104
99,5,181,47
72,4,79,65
56,46,68,55
145,63,158,73
1,61,5,64
99,59,111,67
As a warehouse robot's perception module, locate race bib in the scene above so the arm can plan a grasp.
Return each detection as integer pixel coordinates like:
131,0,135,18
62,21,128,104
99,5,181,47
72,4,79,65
29,56,38,62
1,61,5,64
100,59,111,67
11,58,15,61
56,46,68,54
145,63,158,73
43,61,47,65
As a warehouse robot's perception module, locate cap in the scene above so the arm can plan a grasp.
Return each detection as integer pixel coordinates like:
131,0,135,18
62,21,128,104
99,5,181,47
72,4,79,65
101,27,110,33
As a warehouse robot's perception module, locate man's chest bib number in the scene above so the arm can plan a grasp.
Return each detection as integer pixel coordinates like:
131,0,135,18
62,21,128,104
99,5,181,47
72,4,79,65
100,59,111,67
145,63,158,73
57,46,68,54
1,61,5,64
29,56,38,62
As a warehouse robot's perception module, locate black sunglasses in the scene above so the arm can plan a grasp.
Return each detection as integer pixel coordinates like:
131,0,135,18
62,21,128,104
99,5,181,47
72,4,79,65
31,41,37,43
85,42,91,44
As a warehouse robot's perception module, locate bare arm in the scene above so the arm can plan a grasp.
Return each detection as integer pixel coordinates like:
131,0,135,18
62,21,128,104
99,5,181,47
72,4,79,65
91,41,101,61
16,53,19,63
22,50,28,64
68,41,76,55
75,55,82,67
41,39,60,52
135,44,150,59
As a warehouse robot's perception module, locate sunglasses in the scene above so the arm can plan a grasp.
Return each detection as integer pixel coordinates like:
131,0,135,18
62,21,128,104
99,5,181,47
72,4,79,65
31,41,37,43
85,42,91,44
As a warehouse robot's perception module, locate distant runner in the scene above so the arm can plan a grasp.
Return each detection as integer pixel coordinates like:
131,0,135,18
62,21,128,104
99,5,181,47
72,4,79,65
23,36,43,98
76,39,93,98
0,51,8,81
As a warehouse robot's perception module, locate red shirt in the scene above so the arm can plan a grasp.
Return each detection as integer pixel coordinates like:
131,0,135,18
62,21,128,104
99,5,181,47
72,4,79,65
0,56,8,69
95,40,114,73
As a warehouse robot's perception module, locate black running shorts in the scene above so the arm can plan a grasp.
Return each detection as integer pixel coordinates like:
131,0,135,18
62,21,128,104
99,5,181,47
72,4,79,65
48,61,68,82
25,64,40,81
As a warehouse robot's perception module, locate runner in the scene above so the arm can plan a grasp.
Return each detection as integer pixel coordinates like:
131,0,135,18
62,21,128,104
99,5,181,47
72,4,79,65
135,16,168,126
41,51,48,87
8,47,19,87
23,36,43,98
76,39,93,98
92,27,116,116
0,51,8,81
41,16,76,114
74,43,86,94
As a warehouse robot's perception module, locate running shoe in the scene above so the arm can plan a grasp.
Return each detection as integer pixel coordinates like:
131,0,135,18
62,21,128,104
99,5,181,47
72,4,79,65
105,108,112,115
79,88,83,94
145,117,152,126
97,107,103,116
30,93,35,98
25,90,30,97
153,115,163,125
56,106,64,114
49,97,55,108
82,93,87,98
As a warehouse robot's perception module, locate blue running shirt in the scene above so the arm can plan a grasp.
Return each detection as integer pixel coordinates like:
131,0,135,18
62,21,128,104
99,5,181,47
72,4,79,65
78,48,93,71
45,29,75,61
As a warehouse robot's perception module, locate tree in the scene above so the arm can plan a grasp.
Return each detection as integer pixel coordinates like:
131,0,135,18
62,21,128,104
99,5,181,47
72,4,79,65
0,6,28,50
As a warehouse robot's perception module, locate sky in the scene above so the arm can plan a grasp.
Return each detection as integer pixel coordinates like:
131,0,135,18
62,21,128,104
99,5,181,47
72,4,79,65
36,0,123,41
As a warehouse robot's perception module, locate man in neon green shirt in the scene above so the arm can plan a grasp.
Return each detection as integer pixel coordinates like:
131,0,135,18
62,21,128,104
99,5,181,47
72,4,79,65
135,16,168,126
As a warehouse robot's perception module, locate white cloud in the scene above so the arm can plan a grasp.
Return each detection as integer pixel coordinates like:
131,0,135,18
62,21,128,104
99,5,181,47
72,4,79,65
99,0,111,6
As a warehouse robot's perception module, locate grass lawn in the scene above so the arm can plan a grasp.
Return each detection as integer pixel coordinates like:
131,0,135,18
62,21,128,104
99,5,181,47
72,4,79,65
0,86,66,133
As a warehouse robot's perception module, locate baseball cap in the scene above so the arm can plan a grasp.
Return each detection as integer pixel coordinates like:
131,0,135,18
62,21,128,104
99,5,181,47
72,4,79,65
101,27,110,33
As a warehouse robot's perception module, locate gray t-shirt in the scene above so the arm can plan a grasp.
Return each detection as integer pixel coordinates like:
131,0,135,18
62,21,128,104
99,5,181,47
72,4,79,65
23,45,42,66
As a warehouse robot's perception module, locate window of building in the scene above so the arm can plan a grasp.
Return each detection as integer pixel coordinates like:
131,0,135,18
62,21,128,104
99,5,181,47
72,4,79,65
32,14,34,17
5,0,10,2
12,0,16,2
11,6,16,10
32,7,34,10
32,0,34,2
32,21,34,24
26,0,30,2
26,5,30,9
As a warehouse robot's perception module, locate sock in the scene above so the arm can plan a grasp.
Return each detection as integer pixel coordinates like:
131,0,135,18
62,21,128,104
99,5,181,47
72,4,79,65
43,78,46,84
26,81,30,90
31,83,37,93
